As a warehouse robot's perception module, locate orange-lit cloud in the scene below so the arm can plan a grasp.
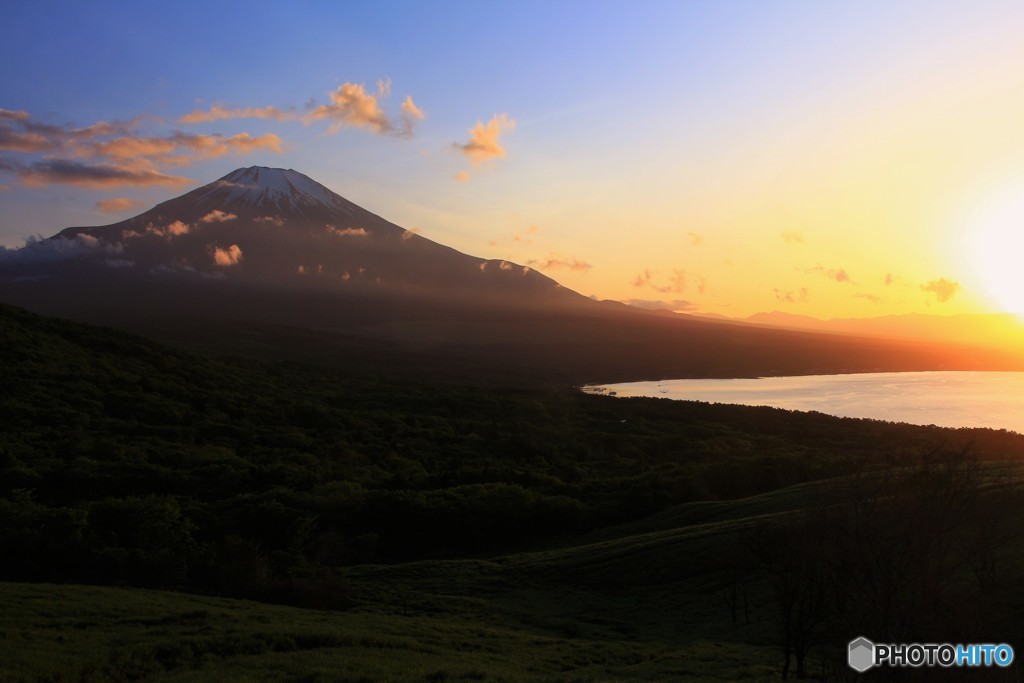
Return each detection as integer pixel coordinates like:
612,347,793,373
125,220,191,239
212,244,243,266
513,225,539,243
687,232,704,246
624,298,698,312
782,231,805,244
921,277,959,302
807,264,853,284
327,225,368,237
178,105,294,124
0,109,284,188
401,227,421,240
165,220,190,236
856,293,884,304
774,287,810,303
95,197,140,213
200,209,237,223
400,96,425,137
454,114,515,164
632,268,686,293
17,159,191,189
454,171,470,182
307,81,424,137
528,253,592,272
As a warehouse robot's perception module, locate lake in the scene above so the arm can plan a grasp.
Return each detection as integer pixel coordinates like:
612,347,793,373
584,371,1024,434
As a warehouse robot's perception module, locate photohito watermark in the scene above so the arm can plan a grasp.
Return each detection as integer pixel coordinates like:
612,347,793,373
849,637,1014,672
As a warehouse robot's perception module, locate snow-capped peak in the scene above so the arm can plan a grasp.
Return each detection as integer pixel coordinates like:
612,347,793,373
202,166,351,213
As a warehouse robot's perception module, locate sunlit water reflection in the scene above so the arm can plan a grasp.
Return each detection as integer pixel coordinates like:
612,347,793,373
585,371,1024,433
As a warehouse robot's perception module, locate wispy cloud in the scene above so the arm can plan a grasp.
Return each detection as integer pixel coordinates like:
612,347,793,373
513,225,539,243
774,287,810,303
454,171,470,182
807,264,853,284
178,104,295,124
95,197,140,213
623,298,698,312
687,232,704,246
782,230,805,244
327,226,368,237
527,253,591,272
921,277,959,303
453,114,515,163
632,268,687,293
1,108,282,188
17,159,191,189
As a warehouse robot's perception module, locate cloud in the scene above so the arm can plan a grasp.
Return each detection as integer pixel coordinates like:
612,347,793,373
856,293,884,304
95,197,140,213
307,81,423,137
884,273,895,286
623,298,698,312
807,264,853,284
199,209,237,223
16,159,191,189
89,132,284,165
165,220,191,236
124,221,191,239
401,227,421,240
921,277,960,303
326,225,368,237
782,231,805,244
254,215,285,227
774,287,810,303
453,114,515,164
399,96,425,137
527,253,592,272
687,232,704,246
0,233,121,264
0,109,284,189
513,225,539,243
454,171,470,182
212,244,243,266
632,268,686,293
178,104,294,124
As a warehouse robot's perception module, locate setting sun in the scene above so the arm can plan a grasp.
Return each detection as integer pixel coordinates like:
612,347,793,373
965,182,1024,315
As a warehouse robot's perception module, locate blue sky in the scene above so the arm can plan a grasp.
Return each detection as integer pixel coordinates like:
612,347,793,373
5,1,1024,316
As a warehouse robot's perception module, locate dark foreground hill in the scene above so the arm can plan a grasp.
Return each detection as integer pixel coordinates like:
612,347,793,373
4,167,1021,386
3,303,1024,680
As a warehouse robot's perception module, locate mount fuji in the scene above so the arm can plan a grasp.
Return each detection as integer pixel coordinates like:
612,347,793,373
2,167,1011,384
2,166,578,307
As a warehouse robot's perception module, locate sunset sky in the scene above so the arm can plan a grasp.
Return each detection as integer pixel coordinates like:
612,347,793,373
4,1,1024,319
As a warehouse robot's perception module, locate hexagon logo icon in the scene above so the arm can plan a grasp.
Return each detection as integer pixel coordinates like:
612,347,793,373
848,637,875,672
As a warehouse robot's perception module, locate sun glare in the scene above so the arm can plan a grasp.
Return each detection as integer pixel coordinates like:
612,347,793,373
965,184,1024,315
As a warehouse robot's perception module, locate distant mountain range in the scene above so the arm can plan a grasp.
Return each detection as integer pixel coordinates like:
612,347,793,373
2,166,1021,384
740,310,1024,353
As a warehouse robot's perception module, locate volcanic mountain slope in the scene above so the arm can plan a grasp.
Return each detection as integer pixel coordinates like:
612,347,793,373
2,167,1020,384
2,166,575,307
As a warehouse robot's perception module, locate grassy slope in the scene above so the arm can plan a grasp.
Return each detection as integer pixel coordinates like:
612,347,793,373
6,464,1024,682
4,303,1024,681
